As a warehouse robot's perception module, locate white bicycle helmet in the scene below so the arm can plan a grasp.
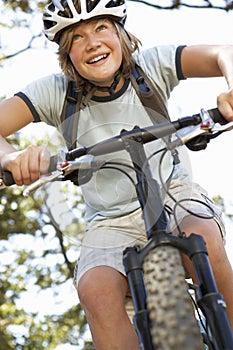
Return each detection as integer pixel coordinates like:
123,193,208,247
43,0,127,43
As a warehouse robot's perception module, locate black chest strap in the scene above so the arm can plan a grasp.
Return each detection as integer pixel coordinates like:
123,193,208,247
60,80,81,150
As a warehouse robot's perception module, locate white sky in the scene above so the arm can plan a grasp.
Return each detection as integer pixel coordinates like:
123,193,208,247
1,2,232,347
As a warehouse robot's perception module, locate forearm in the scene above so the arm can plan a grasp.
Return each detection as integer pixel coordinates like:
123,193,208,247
181,45,233,80
216,46,233,89
0,135,18,166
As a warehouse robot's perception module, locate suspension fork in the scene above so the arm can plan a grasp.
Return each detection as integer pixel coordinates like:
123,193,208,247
124,233,233,349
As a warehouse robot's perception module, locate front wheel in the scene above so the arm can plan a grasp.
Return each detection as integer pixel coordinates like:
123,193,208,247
143,245,204,350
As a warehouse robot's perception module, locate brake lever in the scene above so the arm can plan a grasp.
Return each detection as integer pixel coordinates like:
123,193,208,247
22,159,75,197
23,155,106,197
211,121,233,133
23,170,63,197
171,109,233,148
194,108,233,133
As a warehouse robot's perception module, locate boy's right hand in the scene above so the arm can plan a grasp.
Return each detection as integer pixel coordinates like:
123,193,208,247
0,145,50,186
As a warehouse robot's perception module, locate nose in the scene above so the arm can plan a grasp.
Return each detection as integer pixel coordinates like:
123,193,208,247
86,33,101,51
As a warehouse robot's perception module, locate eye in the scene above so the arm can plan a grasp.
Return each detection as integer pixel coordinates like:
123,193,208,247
96,24,107,32
72,33,82,42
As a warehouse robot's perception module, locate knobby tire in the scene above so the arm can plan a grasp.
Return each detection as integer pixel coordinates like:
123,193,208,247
143,245,204,350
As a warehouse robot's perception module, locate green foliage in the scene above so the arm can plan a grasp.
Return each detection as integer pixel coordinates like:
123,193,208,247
0,187,43,239
0,189,92,348
0,213,90,348
2,0,31,12
1,0,47,13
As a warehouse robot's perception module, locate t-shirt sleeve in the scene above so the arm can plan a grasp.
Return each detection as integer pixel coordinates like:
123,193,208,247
175,45,186,80
133,45,186,102
14,74,68,128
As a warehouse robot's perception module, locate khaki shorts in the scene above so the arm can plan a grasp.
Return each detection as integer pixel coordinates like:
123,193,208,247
73,169,225,322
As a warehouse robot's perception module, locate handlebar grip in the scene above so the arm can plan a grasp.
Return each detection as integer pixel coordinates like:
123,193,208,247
0,170,15,186
0,155,59,187
208,108,228,125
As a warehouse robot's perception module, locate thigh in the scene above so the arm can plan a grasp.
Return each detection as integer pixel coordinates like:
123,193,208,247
173,215,225,281
166,173,225,242
173,214,223,247
77,266,128,313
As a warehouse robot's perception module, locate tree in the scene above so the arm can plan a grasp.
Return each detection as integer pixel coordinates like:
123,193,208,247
0,135,91,349
0,187,91,349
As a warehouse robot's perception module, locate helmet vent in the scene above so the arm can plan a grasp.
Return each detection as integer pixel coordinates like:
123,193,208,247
58,0,73,18
106,0,124,8
87,0,101,13
48,3,56,11
44,20,57,30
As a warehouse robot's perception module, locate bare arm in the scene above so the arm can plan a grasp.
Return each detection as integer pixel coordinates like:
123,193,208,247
0,95,34,157
0,96,50,185
181,45,233,119
0,96,35,137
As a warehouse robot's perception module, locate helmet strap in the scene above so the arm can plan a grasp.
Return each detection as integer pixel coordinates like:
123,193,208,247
91,70,122,95
80,69,123,109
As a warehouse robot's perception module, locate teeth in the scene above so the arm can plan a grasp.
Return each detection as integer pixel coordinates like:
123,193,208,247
89,54,107,63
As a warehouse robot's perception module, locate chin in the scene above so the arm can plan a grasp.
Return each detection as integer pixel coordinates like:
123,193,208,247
91,78,114,86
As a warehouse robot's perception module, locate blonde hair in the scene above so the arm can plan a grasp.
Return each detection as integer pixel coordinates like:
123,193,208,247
57,19,141,90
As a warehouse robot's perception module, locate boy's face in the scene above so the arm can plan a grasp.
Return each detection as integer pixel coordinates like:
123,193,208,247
69,18,123,87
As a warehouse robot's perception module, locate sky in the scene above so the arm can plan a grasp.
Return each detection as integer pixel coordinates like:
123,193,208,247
1,2,233,347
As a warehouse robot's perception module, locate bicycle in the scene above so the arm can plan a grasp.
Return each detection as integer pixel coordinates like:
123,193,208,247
1,107,233,349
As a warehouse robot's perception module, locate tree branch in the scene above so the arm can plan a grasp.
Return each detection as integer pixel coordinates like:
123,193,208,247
127,0,233,11
0,32,43,61
42,194,75,278
55,225,74,278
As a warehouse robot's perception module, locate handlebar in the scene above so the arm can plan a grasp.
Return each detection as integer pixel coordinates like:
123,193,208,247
0,108,232,194
65,108,228,161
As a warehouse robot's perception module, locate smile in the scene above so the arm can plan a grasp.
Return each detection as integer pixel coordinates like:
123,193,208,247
88,54,108,64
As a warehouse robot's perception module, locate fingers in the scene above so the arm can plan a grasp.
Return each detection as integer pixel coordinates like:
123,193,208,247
217,90,233,121
39,146,51,175
19,145,50,185
2,145,50,186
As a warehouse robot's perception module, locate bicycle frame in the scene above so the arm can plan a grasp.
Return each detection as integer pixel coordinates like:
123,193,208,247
121,129,233,349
